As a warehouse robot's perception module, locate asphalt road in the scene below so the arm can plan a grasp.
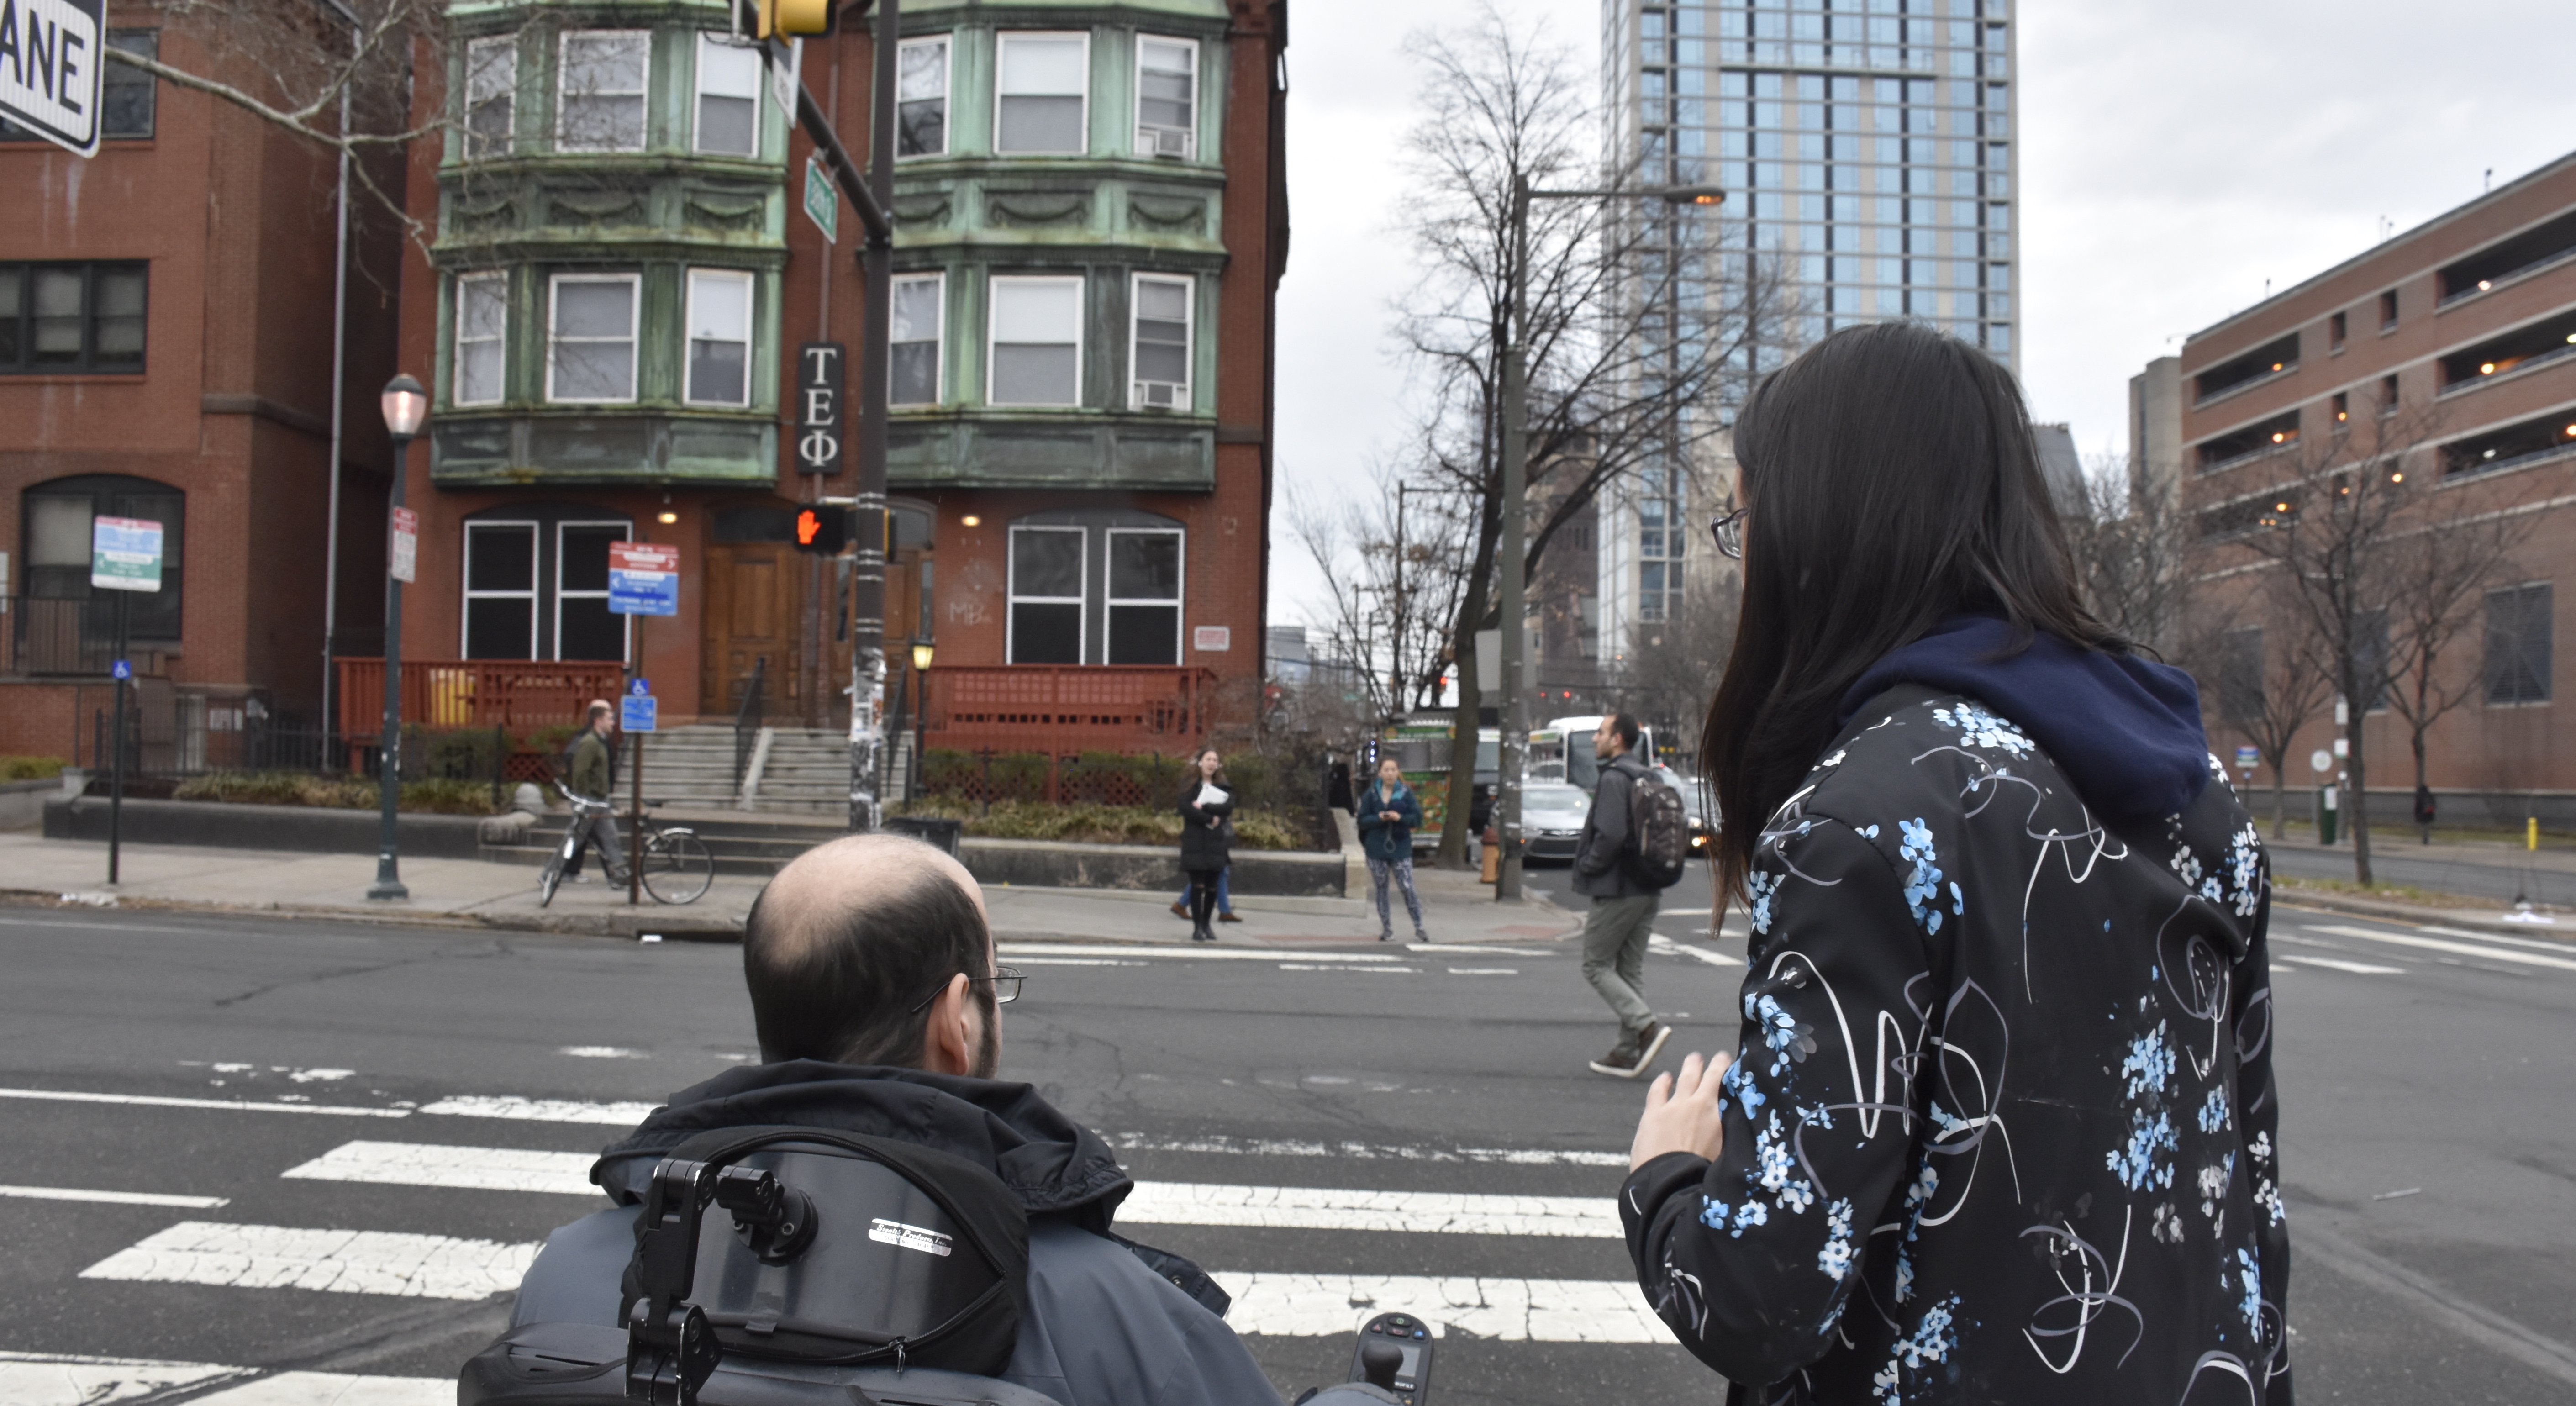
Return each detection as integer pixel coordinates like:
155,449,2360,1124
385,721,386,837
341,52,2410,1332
2,893,2573,1404
2265,839,2576,908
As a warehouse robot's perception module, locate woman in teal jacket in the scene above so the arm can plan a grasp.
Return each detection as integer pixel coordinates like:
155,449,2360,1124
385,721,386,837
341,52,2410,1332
1354,754,1428,942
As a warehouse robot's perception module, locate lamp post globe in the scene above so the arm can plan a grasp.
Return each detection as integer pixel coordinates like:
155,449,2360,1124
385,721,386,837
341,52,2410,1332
366,372,428,901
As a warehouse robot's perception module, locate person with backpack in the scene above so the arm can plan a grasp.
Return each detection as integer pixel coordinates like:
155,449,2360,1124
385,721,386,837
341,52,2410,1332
1573,712,1677,1077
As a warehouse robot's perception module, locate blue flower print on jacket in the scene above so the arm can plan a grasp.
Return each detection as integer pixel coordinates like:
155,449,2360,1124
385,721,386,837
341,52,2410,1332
1896,818,1962,935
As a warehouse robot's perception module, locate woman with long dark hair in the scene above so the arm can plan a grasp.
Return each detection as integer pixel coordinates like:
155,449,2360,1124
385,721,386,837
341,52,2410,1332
1620,323,2288,1404
1176,747,1234,943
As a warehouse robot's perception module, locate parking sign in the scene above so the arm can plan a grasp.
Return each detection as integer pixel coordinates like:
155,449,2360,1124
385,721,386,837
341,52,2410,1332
1,0,110,157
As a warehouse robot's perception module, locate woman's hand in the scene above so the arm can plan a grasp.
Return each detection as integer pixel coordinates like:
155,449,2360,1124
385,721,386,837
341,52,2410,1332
1629,1050,1732,1171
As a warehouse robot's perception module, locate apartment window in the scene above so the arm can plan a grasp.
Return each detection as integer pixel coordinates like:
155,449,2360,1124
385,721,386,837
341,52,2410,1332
465,36,516,157
694,35,761,156
2329,390,2347,428
1129,274,1191,409
557,30,649,153
2377,289,2398,332
2379,373,2399,416
1008,525,1086,663
546,274,639,402
1135,36,1196,158
462,512,632,661
2216,627,2265,731
1106,528,1182,664
890,273,943,405
0,262,147,373
19,475,184,643
996,32,1087,154
897,37,949,157
989,275,1082,405
2328,310,2346,352
2486,583,2552,704
453,273,507,406
2,31,155,141
684,269,753,406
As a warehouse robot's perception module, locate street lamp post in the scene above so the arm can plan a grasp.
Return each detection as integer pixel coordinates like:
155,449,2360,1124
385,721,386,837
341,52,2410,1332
366,374,428,901
911,640,934,790
1495,179,1721,902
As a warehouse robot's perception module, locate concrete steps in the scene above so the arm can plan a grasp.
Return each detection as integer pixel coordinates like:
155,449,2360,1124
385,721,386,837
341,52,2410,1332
631,724,744,810
745,727,851,815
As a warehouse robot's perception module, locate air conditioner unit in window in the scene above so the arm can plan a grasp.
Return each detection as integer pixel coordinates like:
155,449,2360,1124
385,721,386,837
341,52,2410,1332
1134,380,1185,410
1140,126,1193,158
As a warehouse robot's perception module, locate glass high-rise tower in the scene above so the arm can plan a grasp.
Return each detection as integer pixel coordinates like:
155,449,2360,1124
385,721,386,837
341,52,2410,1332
1590,0,2019,672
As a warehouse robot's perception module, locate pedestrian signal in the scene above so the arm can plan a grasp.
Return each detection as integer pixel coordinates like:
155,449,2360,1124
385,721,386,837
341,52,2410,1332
757,0,835,37
793,506,848,554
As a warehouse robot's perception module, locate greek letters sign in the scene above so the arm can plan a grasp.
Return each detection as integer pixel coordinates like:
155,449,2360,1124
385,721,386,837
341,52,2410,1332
794,341,845,475
0,0,107,157
607,542,679,617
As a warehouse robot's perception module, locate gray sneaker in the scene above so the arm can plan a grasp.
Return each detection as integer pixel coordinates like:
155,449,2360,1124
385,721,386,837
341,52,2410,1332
1589,1021,1671,1078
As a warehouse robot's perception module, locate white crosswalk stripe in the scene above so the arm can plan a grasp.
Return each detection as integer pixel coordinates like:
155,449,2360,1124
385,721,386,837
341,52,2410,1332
0,1355,444,1406
79,1222,538,1301
1213,1273,1665,1342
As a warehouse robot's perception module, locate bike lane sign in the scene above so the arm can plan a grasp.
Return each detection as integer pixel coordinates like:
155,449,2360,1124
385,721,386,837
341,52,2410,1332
2,0,109,158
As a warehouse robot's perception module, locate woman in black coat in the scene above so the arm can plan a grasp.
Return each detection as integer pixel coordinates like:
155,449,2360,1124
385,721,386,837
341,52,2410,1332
1176,747,1234,942
1621,322,2289,1405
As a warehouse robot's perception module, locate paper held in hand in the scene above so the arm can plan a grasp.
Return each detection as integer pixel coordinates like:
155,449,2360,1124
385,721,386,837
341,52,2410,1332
1195,783,1230,807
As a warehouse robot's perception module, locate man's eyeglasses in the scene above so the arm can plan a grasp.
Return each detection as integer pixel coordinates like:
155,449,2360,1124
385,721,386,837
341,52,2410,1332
906,966,1027,1014
1709,508,1747,561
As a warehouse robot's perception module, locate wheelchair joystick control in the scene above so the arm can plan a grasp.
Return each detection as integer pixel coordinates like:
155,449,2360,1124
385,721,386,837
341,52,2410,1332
1359,1342,1401,1392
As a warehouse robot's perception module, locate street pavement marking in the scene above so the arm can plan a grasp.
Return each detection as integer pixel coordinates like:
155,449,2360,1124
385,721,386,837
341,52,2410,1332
997,943,1402,964
0,1088,410,1118
1448,967,1520,976
2307,924,2576,973
80,1222,537,1300
1212,1272,1667,1342
1278,964,1418,973
418,1095,659,1125
1648,935,1743,968
1123,1184,1618,1238
1007,957,1152,967
2419,925,2576,954
0,1351,252,1406
0,1355,444,1406
0,1184,229,1209
1108,1132,1628,1167
278,1142,1622,1237
2277,953,2407,976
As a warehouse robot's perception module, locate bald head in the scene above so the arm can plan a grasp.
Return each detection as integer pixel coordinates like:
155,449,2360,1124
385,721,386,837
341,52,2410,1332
743,834,995,1069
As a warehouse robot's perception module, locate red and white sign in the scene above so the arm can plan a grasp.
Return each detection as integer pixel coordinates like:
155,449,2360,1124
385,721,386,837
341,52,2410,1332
610,542,680,574
1192,625,1231,653
608,541,681,616
389,508,418,584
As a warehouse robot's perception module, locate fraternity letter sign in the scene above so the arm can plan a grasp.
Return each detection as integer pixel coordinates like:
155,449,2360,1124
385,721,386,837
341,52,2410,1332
795,341,845,475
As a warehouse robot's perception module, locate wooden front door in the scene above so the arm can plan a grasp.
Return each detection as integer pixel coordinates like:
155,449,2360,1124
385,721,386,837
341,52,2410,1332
701,542,799,717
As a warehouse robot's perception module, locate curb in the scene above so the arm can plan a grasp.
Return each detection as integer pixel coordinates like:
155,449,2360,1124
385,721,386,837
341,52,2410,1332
2270,886,2571,940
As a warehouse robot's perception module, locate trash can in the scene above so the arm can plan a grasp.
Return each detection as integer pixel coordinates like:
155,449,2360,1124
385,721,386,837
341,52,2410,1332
885,815,963,856
2316,785,2339,846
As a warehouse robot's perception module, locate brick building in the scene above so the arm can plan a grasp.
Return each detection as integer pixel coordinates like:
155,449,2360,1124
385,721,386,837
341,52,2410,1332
0,11,403,762
2157,149,2576,821
385,0,1290,772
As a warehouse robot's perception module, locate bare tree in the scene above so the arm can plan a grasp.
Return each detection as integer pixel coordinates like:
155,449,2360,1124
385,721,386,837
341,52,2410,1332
1620,563,1741,763
1286,470,1475,721
2376,483,2537,843
2186,593,2333,840
2062,457,2195,657
1393,6,1793,866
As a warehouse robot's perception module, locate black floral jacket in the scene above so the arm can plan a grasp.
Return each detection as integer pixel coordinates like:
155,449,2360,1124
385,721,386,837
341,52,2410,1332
1621,685,2289,1405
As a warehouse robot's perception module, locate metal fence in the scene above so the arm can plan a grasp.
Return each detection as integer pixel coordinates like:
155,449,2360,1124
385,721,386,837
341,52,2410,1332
81,710,528,809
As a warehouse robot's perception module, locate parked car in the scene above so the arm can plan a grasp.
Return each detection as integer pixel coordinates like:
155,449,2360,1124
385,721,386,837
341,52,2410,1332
1520,783,1594,863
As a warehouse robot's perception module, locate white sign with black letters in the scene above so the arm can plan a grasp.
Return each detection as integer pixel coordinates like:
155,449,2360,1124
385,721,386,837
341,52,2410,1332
795,341,845,475
1,0,108,157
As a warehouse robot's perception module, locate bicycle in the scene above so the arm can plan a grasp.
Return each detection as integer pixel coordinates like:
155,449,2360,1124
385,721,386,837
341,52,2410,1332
537,782,714,907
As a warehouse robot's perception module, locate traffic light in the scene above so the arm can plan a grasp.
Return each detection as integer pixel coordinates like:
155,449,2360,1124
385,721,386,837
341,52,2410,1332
754,0,836,38
793,506,848,554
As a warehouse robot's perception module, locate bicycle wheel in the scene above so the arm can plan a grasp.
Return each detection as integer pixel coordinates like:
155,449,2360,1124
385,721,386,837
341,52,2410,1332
537,832,571,908
643,830,713,905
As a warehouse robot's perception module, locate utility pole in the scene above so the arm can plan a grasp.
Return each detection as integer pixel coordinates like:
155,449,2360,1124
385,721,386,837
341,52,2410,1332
844,0,897,832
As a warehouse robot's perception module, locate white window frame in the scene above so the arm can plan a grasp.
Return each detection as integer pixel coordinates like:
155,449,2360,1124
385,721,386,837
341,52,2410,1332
453,272,507,407
555,29,650,153
682,267,755,407
553,519,634,663
464,35,516,158
993,31,1090,156
545,273,641,404
1132,34,1197,159
889,270,945,405
692,32,763,157
461,521,539,659
1104,526,1184,664
986,274,1084,407
1127,272,1193,411
896,35,950,158
1006,524,1088,664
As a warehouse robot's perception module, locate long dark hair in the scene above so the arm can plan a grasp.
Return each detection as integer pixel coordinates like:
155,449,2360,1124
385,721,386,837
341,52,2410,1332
1701,321,2121,898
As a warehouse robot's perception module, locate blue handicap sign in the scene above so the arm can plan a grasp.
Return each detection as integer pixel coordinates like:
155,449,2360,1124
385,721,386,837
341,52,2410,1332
111,659,132,680
621,695,658,733
630,678,651,696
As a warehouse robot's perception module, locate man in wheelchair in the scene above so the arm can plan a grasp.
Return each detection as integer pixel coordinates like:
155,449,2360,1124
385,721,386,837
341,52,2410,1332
501,834,1286,1406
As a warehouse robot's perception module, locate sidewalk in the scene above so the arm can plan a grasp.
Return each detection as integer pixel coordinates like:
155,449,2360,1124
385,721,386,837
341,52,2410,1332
0,830,1580,946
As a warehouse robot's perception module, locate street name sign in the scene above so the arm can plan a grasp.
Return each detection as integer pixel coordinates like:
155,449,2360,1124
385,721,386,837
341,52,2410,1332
794,341,845,474
621,691,658,732
608,542,679,616
1,0,107,157
2234,745,2259,771
90,515,161,591
802,153,838,243
389,507,419,584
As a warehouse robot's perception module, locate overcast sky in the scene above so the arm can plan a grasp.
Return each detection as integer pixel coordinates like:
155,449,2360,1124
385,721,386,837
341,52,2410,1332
1265,0,2576,633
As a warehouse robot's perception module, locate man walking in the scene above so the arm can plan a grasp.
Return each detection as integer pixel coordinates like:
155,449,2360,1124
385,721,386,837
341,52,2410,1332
1573,713,1668,1077
567,700,629,887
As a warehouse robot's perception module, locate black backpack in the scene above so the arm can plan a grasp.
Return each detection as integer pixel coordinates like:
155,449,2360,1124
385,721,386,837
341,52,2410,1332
1623,764,1691,890
461,1126,1048,1406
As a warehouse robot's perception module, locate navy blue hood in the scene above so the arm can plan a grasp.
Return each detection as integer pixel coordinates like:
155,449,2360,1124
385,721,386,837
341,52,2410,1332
1834,615,2211,820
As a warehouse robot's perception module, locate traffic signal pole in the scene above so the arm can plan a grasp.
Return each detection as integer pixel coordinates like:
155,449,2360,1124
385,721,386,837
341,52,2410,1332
843,0,898,832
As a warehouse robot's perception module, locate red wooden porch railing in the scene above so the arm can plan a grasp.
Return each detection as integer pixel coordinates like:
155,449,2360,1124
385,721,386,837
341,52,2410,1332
920,665,1217,755
334,658,629,738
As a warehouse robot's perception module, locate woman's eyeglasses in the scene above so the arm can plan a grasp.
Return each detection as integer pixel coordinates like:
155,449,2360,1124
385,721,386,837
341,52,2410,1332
906,966,1027,1013
1709,508,1747,561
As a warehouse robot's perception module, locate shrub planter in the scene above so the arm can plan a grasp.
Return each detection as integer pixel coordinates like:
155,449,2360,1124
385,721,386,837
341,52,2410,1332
959,837,1344,897
44,796,500,860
